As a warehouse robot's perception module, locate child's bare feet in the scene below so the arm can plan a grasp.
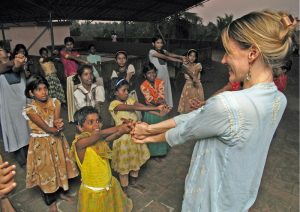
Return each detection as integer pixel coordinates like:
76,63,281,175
48,202,58,212
59,193,74,203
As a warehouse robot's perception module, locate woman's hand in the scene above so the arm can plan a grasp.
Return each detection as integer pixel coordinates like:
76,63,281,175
0,162,16,198
131,122,150,138
132,135,149,144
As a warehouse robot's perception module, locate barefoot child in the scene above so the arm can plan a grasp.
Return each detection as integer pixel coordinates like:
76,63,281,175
109,78,167,191
140,62,170,160
72,106,133,212
23,75,78,211
178,49,204,113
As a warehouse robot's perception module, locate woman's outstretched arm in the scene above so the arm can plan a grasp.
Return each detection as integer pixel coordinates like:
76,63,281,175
132,118,176,137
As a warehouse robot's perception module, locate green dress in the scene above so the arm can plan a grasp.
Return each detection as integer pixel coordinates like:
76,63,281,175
143,112,169,156
140,79,170,156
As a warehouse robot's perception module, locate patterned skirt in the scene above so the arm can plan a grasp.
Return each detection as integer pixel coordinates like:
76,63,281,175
45,74,66,103
26,133,79,193
143,112,169,156
78,177,133,212
178,81,204,114
111,134,150,175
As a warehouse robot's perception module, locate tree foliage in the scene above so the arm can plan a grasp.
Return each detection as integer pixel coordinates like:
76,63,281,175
70,13,233,41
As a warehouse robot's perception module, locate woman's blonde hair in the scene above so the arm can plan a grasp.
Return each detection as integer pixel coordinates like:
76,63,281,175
221,10,297,75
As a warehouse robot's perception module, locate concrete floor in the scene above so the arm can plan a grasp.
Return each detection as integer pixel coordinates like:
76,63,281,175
0,50,298,212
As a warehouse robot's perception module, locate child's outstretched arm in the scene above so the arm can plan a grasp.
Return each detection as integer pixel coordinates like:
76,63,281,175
75,132,103,151
104,124,132,142
75,124,132,162
152,51,183,63
75,124,131,150
114,102,165,112
65,54,90,65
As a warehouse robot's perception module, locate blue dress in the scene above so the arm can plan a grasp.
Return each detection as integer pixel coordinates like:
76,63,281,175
166,83,286,212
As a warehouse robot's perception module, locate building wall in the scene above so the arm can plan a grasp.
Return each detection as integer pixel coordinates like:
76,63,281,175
3,25,70,55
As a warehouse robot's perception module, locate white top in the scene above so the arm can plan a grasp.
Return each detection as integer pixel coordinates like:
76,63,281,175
111,64,135,79
73,84,105,110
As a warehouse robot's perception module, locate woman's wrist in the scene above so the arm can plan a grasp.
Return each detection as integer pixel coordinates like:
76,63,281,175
147,124,154,134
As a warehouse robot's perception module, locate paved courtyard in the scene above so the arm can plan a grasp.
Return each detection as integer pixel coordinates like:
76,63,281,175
0,50,298,212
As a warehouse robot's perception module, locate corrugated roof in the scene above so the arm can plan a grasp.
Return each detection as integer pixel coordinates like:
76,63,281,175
1,0,205,23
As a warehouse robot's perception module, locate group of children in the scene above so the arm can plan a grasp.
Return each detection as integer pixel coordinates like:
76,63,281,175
0,35,206,211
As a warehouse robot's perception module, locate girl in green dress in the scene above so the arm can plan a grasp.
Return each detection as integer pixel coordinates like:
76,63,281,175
140,63,171,160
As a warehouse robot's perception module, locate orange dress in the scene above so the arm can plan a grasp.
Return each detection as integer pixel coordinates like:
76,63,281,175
23,98,78,193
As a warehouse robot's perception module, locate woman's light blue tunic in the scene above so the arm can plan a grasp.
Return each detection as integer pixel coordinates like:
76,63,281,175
166,83,286,212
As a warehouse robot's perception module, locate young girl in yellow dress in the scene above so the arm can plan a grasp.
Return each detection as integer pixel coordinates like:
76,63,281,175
178,49,205,113
72,106,133,212
109,78,166,191
23,75,78,211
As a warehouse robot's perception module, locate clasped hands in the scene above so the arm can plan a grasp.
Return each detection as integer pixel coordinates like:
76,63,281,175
53,118,64,135
117,120,152,144
116,104,171,142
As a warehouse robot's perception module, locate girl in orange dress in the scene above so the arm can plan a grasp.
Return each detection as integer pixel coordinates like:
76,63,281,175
140,63,170,159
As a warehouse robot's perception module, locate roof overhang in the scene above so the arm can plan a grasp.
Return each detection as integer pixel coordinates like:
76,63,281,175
1,0,206,23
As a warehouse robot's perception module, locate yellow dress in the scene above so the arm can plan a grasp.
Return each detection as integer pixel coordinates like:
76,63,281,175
109,97,150,175
72,132,133,212
23,98,78,193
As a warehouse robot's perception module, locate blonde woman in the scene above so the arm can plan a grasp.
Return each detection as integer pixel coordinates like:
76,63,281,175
132,10,297,211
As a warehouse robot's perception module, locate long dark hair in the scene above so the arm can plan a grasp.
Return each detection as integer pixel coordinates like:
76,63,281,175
152,35,165,54
12,44,28,57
